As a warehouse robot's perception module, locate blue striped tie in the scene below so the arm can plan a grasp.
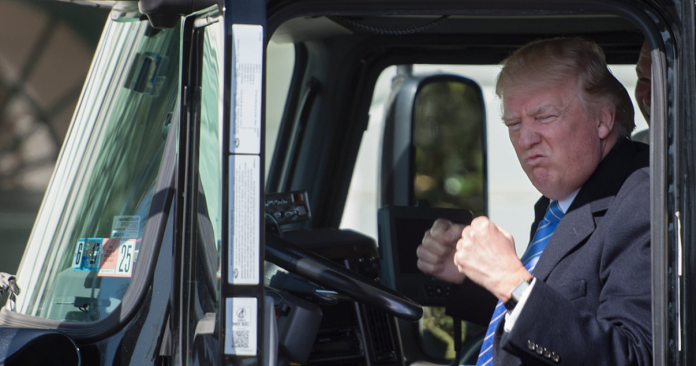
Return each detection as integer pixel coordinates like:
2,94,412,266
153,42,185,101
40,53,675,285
474,200,564,366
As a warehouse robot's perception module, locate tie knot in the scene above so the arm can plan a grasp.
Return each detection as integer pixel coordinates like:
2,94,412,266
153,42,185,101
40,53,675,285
544,200,565,224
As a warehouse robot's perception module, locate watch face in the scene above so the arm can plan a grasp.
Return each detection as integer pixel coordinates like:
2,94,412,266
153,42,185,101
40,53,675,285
511,279,531,302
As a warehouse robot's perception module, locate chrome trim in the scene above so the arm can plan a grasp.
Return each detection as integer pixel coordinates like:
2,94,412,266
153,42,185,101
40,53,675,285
650,47,668,366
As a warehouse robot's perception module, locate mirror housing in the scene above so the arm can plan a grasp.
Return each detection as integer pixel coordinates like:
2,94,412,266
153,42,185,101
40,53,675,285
0,328,80,366
138,0,219,28
381,71,487,215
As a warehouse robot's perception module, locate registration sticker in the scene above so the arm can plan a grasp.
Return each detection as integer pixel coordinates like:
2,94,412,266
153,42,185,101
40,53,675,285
98,239,137,277
72,238,102,271
112,215,140,239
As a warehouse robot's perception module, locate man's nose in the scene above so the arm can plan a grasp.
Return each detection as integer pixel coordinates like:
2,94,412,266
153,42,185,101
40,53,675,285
518,122,541,148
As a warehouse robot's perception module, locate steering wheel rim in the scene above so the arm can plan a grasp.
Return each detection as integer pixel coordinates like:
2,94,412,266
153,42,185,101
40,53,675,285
265,234,423,321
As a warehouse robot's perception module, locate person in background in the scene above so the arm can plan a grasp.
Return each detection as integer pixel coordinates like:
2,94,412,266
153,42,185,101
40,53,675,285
632,41,651,143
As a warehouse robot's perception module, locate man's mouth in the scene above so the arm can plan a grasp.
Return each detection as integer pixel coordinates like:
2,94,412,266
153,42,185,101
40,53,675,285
525,154,544,165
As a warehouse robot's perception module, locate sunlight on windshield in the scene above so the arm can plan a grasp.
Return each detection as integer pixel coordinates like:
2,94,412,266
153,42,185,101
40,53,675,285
14,19,180,322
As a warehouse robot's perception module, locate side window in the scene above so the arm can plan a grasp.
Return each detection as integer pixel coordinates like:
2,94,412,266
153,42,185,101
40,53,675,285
198,15,224,305
265,41,295,177
340,67,396,238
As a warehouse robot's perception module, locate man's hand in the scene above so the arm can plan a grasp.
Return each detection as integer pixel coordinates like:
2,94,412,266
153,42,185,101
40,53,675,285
416,218,467,285
454,216,531,302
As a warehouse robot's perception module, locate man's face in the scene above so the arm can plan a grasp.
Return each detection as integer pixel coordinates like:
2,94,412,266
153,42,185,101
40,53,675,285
635,41,652,122
503,80,610,200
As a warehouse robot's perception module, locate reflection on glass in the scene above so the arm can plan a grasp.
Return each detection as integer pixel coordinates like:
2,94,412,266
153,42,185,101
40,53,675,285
199,19,223,252
15,19,180,322
186,19,223,363
420,307,465,360
413,79,486,361
413,80,485,216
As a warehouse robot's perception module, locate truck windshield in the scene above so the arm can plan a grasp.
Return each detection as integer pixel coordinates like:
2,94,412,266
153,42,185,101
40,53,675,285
12,18,180,322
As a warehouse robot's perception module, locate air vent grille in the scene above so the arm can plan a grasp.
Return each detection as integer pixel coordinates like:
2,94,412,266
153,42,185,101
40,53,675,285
364,306,397,363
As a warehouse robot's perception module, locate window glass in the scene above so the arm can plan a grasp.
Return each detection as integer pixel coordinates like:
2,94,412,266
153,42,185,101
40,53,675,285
185,19,224,361
199,21,223,248
265,41,295,177
0,3,108,309
14,19,180,322
413,80,485,215
340,66,396,238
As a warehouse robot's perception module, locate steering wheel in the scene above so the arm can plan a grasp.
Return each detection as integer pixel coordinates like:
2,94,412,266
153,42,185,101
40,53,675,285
265,234,423,321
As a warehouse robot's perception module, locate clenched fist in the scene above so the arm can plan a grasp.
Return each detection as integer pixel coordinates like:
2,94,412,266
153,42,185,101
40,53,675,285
416,218,467,285
454,216,531,301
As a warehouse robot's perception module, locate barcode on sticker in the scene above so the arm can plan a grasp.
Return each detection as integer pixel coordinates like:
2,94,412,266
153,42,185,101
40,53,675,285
233,331,250,348
225,297,257,355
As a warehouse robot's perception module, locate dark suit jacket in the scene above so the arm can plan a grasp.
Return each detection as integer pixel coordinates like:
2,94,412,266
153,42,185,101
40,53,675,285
447,138,651,366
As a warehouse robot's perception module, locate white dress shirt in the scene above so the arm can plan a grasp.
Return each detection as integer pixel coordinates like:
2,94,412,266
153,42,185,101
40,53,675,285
504,188,580,332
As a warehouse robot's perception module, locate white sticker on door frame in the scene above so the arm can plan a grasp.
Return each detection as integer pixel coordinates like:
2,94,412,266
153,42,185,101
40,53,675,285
225,297,258,356
230,24,263,154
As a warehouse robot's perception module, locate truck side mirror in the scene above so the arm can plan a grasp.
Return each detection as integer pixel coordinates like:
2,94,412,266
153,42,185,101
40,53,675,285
381,71,487,216
0,328,80,366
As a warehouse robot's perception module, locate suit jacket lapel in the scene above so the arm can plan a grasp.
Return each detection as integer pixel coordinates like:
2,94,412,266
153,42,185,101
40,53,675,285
526,138,648,280
533,196,614,280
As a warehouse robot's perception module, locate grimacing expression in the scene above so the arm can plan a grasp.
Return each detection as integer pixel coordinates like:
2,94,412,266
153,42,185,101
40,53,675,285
503,80,614,200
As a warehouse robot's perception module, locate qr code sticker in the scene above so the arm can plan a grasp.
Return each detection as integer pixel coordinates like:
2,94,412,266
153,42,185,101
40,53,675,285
225,297,257,355
233,331,249,348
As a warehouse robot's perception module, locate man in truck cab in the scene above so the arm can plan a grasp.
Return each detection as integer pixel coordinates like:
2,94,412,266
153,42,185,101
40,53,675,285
417,37,651,365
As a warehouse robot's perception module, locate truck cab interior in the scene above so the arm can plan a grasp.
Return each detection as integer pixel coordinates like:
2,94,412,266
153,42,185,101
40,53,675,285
0,0,689,365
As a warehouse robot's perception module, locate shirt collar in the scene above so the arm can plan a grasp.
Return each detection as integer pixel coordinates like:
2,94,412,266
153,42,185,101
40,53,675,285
556,188,580,214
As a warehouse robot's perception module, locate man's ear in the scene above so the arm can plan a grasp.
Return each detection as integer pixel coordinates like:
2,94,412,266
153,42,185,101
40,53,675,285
597,104,616,139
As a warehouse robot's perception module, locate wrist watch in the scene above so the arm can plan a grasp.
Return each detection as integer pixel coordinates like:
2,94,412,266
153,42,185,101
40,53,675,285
504,278,531,311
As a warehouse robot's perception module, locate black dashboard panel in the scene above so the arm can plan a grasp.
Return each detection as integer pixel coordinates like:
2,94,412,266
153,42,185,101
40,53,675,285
377,206,473,306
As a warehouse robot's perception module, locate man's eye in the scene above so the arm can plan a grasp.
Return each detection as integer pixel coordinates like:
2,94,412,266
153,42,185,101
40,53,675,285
506,121,521,129
538,115,555,122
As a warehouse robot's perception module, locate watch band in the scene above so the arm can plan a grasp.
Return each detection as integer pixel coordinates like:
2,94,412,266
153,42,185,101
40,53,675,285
504,279,531,311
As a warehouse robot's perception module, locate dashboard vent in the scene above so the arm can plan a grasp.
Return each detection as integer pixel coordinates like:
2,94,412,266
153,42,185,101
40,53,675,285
364,305,397,364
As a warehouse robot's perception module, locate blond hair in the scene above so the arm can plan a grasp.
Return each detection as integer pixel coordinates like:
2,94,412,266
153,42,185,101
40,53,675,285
496,37,635,136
